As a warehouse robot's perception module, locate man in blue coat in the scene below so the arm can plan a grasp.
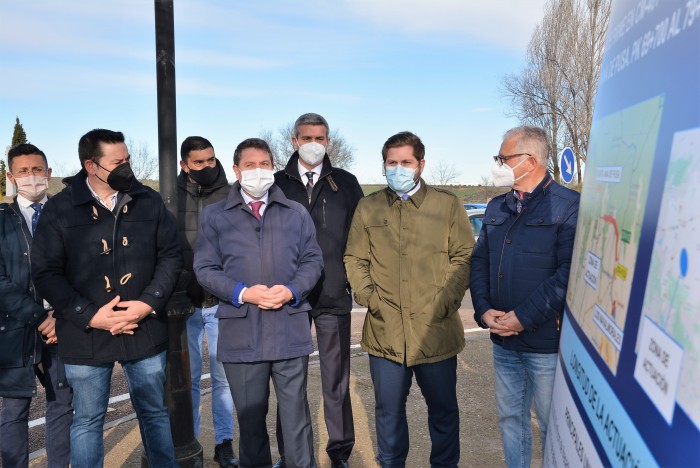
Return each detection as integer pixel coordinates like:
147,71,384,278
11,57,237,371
0,144,73,467
470,126,580,468
195,137,323,468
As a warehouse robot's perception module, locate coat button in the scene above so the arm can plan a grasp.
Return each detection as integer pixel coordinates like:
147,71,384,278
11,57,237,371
76,306,82,311
0,326,5,331
154,290,162,297
498,273,505,279
491,218,496,222
538,218,544,224
505,239,512,244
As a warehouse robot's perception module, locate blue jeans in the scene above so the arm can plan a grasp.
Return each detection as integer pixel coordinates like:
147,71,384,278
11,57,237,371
187,305,234,444
492,344,557,468
64,351,176,468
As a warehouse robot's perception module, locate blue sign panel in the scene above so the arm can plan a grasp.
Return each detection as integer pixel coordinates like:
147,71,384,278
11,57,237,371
545,1,700,466
560,147,576,184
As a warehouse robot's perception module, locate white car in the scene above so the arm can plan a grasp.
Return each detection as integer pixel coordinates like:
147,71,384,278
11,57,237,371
466,208,485,241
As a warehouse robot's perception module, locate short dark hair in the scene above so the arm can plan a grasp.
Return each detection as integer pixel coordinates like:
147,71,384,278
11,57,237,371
294,113,329,137
8,143,48,172
233,138,273,166
180,136,214,161
381,131,425,162
78,129,125,167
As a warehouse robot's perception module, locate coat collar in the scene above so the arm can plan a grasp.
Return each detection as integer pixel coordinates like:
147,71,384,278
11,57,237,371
223,182,290,211
62,169,148,207
505,172,553,213
176,159,229,196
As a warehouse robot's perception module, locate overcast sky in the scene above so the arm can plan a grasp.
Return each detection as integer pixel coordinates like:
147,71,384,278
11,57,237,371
0,0,549,184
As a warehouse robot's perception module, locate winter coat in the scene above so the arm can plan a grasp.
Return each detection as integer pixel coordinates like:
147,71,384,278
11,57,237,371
31,170,183,365
344,181,474,366
176,162,229,308
0,199,57,397
274,153,364,316
194,183,323,363
470,173,580,353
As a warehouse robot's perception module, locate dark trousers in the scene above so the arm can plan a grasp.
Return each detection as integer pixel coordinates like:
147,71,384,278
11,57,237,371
0,344,73,468
276,313,355,461
224,357,316,468
369,355,459,468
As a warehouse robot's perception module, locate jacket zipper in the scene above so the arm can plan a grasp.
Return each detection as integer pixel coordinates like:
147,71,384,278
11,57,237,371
496,207,524,320
322,198,327,229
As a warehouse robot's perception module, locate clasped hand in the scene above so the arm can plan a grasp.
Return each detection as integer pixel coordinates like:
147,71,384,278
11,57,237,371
242,284,293,310
88,295,154,335
482,309,525,336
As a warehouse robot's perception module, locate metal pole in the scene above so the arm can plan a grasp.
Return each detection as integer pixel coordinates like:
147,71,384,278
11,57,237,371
152,1,203,466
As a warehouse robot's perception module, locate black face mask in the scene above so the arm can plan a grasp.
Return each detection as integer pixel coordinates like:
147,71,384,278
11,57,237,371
96,162,134,192
188,163,220,187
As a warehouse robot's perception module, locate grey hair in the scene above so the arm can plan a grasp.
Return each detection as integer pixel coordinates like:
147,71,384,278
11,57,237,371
294,113,329,137
502,125,550,167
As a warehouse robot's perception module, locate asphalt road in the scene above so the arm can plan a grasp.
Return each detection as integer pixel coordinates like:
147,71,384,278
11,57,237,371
12,294,544,467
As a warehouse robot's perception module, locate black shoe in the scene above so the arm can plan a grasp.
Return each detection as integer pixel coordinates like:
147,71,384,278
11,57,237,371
331,459,349,468
272,458,285,468
214,439,239,468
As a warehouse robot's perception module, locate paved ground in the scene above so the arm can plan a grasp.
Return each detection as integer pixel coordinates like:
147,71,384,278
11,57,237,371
24,297,544,467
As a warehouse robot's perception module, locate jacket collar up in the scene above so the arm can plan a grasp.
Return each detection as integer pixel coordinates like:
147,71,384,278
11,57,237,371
284,152,333,182
63,169,147,207
505,172,553,214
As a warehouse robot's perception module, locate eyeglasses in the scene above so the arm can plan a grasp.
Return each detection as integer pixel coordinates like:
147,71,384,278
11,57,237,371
492,153,530,166
11,167,46,177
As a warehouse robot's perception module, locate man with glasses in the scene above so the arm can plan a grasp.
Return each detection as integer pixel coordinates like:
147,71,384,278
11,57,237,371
470,126,580,467
31,129,182,467
176,136,238,467
1,144,73,467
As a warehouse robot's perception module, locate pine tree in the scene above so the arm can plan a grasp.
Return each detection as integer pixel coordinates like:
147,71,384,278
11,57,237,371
0,159,6,196
11,117,28,146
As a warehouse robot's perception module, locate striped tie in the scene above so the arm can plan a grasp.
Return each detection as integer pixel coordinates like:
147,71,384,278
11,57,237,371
30,203,42,234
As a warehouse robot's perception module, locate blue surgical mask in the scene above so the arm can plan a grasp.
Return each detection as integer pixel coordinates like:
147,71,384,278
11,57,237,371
385,165,417,194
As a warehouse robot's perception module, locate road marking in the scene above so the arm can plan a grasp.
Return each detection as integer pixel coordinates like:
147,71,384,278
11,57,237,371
28,335,483,430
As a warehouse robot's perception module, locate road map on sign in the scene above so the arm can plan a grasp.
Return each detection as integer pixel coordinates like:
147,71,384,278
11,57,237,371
567,96,664,374
638,127,700,428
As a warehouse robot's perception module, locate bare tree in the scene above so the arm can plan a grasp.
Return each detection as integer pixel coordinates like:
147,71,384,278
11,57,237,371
259,123,356,170
428,160,461,186
502,0,611,184
127,139,158,180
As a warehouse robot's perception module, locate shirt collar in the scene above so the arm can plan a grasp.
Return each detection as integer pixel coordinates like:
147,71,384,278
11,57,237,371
239,188,269,207
85,177,118,211
297,160,322,183
393,180,422,199
16,194,48,209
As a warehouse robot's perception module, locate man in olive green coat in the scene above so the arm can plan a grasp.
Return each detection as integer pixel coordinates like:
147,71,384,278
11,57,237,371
344,131,473,467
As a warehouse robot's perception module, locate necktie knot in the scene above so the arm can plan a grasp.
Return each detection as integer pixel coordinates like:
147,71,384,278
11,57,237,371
30,203,42,234
248,201,264,221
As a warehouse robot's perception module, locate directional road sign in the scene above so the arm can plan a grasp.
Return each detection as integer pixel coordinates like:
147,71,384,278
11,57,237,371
559,147,575,184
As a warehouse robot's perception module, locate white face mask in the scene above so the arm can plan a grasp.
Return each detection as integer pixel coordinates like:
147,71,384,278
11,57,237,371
297,141,326,167
239,168,274,198
490,157,529,187
14,175,49,202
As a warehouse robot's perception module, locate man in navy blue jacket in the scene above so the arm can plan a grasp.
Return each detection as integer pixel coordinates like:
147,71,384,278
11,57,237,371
195,138,323,468
470,126,580,468
0,144,73,467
